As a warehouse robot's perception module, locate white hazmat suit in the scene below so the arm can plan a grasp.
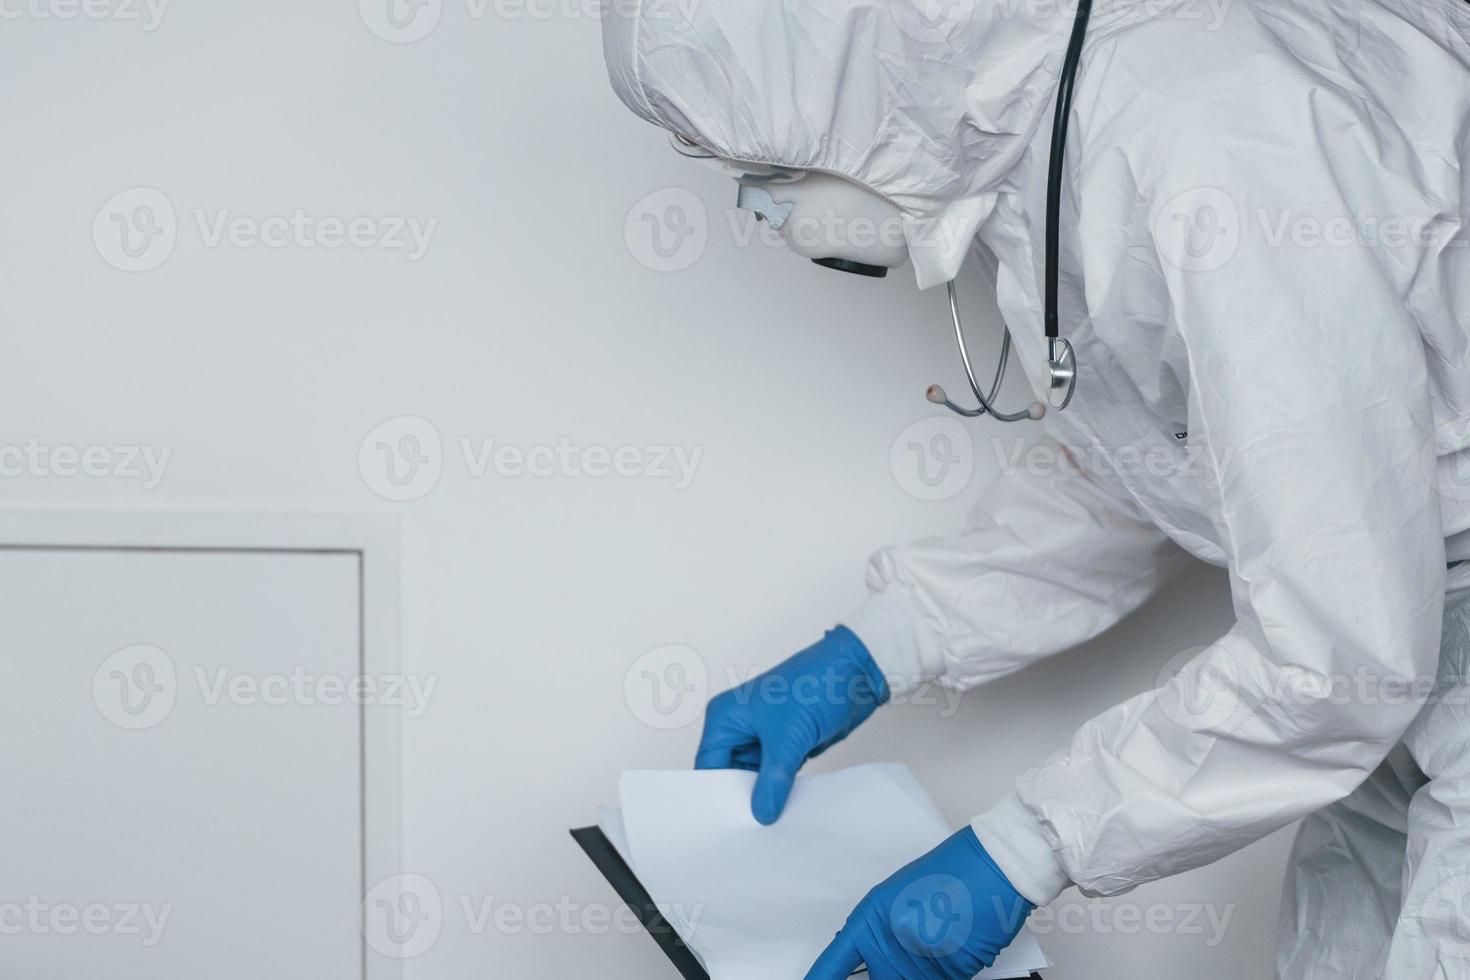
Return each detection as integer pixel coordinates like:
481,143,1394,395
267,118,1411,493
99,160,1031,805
603,0,1470,974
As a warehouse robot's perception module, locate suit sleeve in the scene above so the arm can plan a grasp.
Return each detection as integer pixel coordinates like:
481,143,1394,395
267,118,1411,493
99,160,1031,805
972,178,1447,907
845,433,1191,695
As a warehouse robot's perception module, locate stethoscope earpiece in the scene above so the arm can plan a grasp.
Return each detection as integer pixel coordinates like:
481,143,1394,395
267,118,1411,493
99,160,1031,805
928,281,1050,422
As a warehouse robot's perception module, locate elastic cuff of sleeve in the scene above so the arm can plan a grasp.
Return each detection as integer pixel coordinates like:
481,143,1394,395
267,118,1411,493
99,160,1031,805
843,588,946,698
971,794,1072,907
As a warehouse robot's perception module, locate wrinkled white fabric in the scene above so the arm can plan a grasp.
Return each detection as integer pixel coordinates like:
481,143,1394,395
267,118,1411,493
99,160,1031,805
1277,595,1470,980
603,0,1470,974
844,433,1192,694
604,0,1084,287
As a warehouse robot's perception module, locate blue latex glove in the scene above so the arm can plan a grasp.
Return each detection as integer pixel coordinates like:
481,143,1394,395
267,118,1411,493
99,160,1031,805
694,626,889,825
805,827,1033,980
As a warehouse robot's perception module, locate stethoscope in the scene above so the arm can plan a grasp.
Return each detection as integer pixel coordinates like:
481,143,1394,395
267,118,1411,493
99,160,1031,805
927,0,1091,423
682,0,1092,423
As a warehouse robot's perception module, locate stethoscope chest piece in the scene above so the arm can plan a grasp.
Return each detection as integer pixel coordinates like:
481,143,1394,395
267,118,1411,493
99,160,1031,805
929,0,1092,425
1047,337,1077,411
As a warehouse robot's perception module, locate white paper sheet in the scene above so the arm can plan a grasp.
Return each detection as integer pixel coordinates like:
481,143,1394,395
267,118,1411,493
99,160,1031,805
608,764,1049,980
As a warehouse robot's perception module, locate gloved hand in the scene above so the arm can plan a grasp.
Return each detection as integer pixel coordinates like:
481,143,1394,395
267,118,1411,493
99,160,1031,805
805,827,1033,980
694,626,889,825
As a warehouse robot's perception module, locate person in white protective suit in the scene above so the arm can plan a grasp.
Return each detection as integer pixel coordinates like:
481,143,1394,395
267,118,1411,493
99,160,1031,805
603,0,1470,976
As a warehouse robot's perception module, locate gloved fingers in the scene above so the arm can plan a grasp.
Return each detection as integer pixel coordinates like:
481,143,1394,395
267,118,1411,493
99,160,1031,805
695,727,765,771
693,737,739,770
728,742,762,771
751,748,803,825
695,738,763,772
693,698,755,770
804,928,864,980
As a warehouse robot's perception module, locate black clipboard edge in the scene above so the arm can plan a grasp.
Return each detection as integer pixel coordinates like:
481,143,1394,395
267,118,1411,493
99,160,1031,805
570,826,711,980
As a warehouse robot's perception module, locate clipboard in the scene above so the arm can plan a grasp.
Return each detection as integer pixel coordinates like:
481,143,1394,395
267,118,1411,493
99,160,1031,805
571,826,710,979
571,825,1044,979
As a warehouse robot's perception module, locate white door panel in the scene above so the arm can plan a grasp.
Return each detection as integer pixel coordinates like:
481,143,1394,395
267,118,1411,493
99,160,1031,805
0,548,363,978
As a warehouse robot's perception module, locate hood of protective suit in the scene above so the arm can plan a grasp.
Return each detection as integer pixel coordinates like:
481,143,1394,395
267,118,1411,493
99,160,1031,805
602,0,1083,288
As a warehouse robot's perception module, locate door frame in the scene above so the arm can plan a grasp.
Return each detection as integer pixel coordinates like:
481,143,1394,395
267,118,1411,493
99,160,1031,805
0,508,403,980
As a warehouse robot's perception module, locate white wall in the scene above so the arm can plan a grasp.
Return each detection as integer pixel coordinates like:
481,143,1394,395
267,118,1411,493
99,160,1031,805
3,2,1292,976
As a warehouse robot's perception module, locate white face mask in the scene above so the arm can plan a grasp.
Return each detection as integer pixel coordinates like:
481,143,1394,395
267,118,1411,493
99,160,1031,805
732,171,909,275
